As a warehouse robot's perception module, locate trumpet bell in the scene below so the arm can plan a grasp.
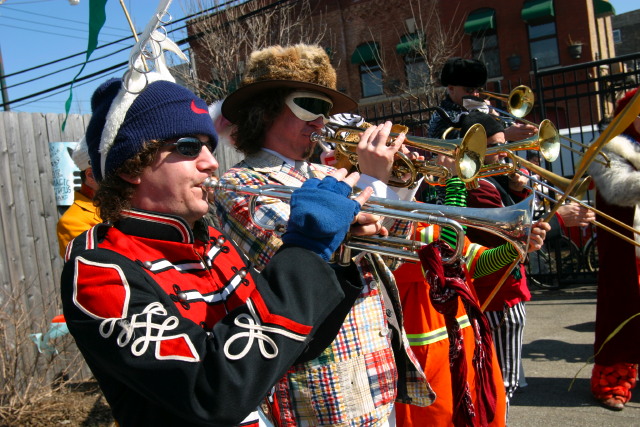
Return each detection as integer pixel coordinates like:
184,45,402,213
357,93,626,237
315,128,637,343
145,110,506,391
455,123,487,182
538,119,561,162
508,85,535,118
481,85,535,118
484,119,560,162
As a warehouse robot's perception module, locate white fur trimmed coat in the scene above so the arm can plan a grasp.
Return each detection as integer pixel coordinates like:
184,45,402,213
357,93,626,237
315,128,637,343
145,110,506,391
588,134,640,256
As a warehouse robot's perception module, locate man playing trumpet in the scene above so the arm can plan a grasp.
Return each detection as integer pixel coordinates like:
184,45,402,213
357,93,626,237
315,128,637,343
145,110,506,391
214,43,433,426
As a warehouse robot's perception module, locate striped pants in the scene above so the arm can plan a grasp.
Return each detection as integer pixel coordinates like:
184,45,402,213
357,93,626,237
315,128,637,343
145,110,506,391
484,301,527,405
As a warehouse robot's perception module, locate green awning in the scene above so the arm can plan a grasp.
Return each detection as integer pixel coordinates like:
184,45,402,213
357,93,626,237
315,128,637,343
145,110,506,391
521,0,555,23
396,33,423,55
464,9,496,34
593,0,615,17
351,42,380,64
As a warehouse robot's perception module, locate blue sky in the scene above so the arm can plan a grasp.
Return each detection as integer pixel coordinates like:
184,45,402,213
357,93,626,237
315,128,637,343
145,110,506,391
0,0,638,115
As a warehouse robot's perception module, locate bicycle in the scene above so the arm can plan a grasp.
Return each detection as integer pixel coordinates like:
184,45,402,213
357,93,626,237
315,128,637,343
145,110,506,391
526,224,598,289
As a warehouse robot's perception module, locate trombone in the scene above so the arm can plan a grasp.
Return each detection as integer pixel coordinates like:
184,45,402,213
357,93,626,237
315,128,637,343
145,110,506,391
507,154,640,247
481,85,535,118
482,85,610,167
203,178,534,263
310,123,487,188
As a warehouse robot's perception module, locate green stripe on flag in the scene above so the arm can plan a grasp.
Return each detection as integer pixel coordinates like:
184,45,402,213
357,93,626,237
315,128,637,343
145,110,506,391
62,0,108,130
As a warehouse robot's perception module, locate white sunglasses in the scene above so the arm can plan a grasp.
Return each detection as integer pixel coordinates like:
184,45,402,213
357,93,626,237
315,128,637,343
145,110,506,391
285,91,333,123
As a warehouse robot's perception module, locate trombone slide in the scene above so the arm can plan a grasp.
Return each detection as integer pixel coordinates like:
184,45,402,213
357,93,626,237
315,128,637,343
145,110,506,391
204,179,534,263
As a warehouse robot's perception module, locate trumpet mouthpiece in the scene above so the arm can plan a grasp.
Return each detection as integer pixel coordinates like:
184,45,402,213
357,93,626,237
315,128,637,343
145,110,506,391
201,177,219,190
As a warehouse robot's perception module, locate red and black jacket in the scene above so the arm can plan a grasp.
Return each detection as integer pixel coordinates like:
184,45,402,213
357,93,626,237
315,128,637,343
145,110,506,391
61,209,361,427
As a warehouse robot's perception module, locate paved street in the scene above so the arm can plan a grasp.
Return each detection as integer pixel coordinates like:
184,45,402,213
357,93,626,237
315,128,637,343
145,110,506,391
508,283,640,426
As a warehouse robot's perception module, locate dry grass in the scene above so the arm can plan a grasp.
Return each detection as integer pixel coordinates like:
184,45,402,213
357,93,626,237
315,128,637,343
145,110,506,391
0,287,114,426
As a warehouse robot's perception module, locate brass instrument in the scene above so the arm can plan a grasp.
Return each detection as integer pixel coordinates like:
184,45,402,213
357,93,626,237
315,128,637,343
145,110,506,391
481,85,535,118
203,178,534,263
483,151,640,247
484,85,610,167
486,119,560,161
516,155,592,199
542,88,640,244
310,124,487,188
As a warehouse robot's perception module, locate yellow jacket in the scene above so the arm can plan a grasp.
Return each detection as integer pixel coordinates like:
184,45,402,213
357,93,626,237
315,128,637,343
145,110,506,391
56,191,101,256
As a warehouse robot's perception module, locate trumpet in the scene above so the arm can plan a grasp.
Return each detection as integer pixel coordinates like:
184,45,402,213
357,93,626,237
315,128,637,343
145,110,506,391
310,123,487,188
486,119,560,161
481,85,535,118
203,178,534,263
483,85,610,167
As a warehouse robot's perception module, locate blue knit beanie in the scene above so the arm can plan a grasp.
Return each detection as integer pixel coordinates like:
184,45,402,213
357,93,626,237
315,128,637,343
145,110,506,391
85,78,218,181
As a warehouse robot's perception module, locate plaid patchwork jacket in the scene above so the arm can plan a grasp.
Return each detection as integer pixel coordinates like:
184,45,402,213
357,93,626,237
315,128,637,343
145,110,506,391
214,151,434,426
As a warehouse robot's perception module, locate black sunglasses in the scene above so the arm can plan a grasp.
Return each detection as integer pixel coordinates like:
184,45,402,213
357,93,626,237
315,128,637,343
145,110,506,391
164,137,214,158
292,97,333,117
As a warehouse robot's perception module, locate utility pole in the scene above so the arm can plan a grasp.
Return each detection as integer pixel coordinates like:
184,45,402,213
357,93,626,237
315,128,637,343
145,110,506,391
0,44,10,111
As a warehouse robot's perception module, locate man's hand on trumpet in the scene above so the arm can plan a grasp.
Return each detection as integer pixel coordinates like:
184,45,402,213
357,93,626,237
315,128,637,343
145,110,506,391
356,121,406,183
504,122,538,141
507,169,530,192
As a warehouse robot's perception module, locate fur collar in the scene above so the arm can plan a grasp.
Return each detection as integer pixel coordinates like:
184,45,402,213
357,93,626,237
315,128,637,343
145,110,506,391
603,134,640,170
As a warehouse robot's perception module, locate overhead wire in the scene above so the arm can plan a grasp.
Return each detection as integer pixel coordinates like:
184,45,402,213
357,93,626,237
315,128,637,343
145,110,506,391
1,13,129,39
2,0,288,110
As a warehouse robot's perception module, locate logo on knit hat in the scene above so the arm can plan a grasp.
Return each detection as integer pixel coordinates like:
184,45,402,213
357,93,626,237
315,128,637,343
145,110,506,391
191,100,208,115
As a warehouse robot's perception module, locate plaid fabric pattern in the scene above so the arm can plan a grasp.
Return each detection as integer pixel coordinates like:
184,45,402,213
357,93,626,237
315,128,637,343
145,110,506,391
215,151,433,425
274,264,397,426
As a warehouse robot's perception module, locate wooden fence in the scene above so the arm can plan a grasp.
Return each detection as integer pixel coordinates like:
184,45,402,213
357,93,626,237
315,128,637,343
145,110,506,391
0,109,243,388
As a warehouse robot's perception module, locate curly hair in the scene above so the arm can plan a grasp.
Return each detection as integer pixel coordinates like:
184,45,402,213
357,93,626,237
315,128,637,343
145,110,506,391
94,140,163,223
232,88,292,155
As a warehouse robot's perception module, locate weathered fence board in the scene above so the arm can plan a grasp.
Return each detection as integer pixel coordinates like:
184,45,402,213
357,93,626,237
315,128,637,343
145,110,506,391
0,111,91,388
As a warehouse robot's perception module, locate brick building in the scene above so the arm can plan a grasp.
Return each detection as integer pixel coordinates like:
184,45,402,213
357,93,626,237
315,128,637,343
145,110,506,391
612,9,640,57
188,0,619,127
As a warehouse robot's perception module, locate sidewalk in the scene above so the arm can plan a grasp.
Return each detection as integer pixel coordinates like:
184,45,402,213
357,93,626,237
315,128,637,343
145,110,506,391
508,283,640,427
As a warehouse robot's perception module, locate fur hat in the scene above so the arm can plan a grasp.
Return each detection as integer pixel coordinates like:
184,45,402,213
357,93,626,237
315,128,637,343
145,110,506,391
440,57,487,88
222,44,356,123
85,78,218,181
459,111,505,138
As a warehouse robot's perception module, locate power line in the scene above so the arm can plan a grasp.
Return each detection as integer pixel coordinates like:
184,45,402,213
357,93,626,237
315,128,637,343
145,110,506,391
2,0,281,109
2,0,243,79
1,3,134,35
11,65,126,112
6,60,126,107
4,44,131,90
0,14,130,39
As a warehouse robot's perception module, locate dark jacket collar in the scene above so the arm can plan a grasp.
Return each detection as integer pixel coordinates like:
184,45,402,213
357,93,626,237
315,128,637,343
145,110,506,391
115,209,209,244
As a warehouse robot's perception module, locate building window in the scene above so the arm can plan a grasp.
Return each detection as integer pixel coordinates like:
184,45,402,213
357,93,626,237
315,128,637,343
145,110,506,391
397,33,429,89
360,63,384,97
405,56,429,90
471,31,501,78
528,21,560,69
351,42,384,98
613,29,622,44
